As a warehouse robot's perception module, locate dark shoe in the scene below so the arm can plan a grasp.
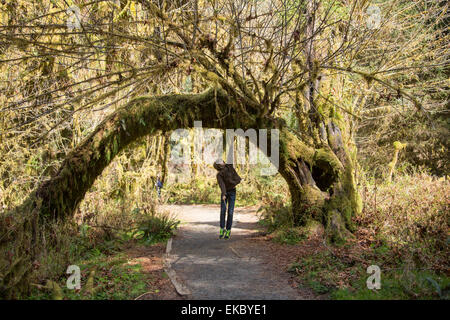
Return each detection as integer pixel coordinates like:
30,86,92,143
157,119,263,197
224,230,231,239
219,228,225,239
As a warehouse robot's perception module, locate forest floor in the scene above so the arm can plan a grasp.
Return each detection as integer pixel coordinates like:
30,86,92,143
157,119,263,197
28,203,446,300
147,204,448,300
152,204,318,300
28,205,319,300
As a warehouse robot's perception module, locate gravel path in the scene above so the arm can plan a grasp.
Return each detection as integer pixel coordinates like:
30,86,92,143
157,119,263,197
162,204,304,300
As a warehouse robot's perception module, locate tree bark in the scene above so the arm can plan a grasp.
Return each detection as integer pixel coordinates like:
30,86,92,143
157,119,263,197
1,88,362,297
15,88,361,241
28,88,234,220
278,122,362,242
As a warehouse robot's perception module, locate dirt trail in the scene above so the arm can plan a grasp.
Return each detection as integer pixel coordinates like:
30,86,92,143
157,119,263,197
162,204,306,300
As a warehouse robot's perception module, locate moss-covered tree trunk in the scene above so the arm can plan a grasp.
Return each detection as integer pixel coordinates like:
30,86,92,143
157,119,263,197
278,122,362,242
17,88,361,241
29,88,235,220
264,0,362,242
2,88,362,297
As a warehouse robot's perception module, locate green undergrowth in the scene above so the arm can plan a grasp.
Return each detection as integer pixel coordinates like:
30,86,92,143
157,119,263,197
166,178,221,205
126,207,180,245
164,164,289,207
27,244,165,300
264,172,449,300
25,206,179,300
165,170,288,207
10,204,178,299
288,250,450,300
165,178,260,207
332,269,450,300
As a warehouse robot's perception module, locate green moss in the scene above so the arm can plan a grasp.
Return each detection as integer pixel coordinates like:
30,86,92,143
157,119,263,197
26,88,237,221
313,148,344,175
280,130,315,163
113,137,119,155
302,219,325,236
393,141,406,150
326,210,348,244
303,185,325,206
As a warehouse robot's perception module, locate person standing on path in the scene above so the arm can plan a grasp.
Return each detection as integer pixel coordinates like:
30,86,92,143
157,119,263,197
155,175,163,198
213,159,242,239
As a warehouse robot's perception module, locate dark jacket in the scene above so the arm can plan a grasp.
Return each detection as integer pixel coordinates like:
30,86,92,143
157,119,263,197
214,163,242,197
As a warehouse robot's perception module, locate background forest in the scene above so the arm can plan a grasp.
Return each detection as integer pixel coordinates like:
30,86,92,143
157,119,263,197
0,0,448,300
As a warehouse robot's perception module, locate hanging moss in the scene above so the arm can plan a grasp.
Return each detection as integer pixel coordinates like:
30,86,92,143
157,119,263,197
388,141,407,182
22,88,237,220
10,85,362,249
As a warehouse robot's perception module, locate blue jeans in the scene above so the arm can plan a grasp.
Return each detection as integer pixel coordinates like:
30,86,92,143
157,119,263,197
220,188,236,230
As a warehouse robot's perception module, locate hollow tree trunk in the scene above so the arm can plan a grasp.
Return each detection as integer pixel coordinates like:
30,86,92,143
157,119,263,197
278,123,362,242
274,0,361,242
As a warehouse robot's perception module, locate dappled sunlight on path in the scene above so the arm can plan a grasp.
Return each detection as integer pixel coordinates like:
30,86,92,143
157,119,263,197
162,205,304,300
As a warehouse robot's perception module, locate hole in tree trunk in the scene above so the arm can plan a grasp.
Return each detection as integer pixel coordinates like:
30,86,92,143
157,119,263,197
311,165,336,192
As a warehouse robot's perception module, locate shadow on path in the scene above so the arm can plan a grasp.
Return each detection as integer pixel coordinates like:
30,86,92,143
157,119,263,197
163,205,303,300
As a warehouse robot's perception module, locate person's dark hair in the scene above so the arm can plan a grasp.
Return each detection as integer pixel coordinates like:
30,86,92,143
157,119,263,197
213,159,225,171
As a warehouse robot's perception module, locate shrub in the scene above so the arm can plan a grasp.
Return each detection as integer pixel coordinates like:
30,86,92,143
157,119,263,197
132,209,179,245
